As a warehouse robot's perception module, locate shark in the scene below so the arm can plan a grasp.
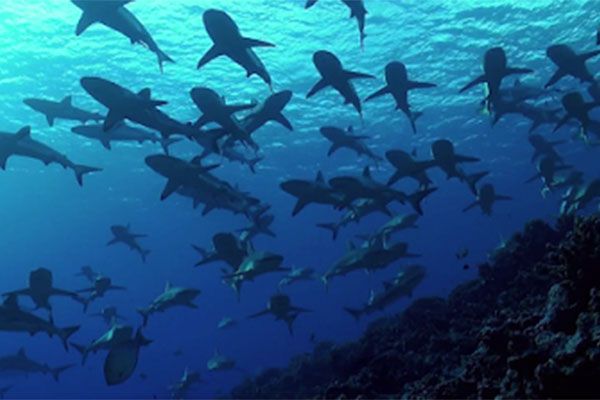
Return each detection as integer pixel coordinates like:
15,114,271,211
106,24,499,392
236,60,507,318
71,122,180,154
365,61,436,133
4,268,82,311
344,264,426,320
197,9,274,87
103,328,152,386
107,224,150,263
249,293,311,335
0,295,79,351
0,126,101,185
306,50,374,117
463,183,512,216
24,96,103,126
137,282,200,326
72,0,173,72
0,348,73,382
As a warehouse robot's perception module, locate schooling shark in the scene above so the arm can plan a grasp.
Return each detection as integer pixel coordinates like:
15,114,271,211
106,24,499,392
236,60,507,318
72,0,173,72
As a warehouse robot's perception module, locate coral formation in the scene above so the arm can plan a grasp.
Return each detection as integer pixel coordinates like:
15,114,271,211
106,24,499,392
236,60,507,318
231,214,600,398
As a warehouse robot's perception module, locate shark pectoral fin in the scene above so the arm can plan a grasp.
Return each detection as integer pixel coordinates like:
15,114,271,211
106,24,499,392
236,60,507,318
103,111,124,131
75,12,97,36
306,79,329,98
580,50,600,61
0,153,9,170
459,74,486,93
45,114,55,126
408,80,437,90
327,143,342,157
455,154,480,163
160,179,180,201
273,113,293,130
197,45,223,69
344,70,375,80
525,173,540,183
202,203,215,216
225,104,255,114
305,0,319,8
545,69,567,88
193,114,212,129
292,198,309,216
242,37,275,48
462,201,479,212
364,86,389,102
248,309,270,319
100,138,111,150
505,67,533,76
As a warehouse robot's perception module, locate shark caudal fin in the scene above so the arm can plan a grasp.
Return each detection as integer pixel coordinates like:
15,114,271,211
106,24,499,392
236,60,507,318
156,48,174,74
137,308,150,327
59,326,80,351
73,164,102,186
343,307,362,321
316,223,339,240
140,249,151,263
50,364,75,382
407,187,437,215
70,342,89,365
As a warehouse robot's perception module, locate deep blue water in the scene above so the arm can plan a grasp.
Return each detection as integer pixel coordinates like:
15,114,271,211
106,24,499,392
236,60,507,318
0,0,598,398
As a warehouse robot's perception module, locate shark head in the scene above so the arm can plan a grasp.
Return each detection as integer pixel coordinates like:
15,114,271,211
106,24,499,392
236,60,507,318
484,47,507,72
384,61,408,85
313,50,341,76
546,44,575,65
190,87,221,111
203,9,240,42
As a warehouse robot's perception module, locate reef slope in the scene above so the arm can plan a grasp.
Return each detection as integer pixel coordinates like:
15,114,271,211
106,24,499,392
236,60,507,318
232,214,600,398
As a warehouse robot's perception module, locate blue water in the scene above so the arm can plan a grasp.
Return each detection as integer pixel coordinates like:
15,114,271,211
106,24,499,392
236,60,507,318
0,0,598,398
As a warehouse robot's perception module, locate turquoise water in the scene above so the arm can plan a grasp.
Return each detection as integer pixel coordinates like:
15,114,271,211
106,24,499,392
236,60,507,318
0,0,598,398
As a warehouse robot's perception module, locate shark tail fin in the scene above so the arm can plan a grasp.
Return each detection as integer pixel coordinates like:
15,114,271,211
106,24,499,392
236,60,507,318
70,342,89,365
156,48,174,73
137,308,150,327
344,307,362,321
407,187,437,215
51,364,74,382
140,249,151,263
59,326,80,352
316,223,339,240
73,164,101,186
248,156,263,174
285,314,299,336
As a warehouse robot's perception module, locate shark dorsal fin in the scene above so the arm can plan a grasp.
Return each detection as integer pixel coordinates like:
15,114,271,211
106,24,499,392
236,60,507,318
315,171,324,183
362,166,371,178
514,79,521,87
3,294,18,309
138,88,152,100
17,347,26,357
347,241,356,251
164,281,172,292
61,95,72,106
347,125,354,133
15,126,31,139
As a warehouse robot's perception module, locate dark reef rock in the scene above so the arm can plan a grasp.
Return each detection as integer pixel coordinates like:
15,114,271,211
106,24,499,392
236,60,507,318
231,215,600,399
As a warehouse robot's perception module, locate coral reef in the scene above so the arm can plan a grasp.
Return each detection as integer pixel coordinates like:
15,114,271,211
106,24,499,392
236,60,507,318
231,214,600,398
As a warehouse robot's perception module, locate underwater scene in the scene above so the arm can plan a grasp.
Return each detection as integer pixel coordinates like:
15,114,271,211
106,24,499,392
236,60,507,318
0,0,599,398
